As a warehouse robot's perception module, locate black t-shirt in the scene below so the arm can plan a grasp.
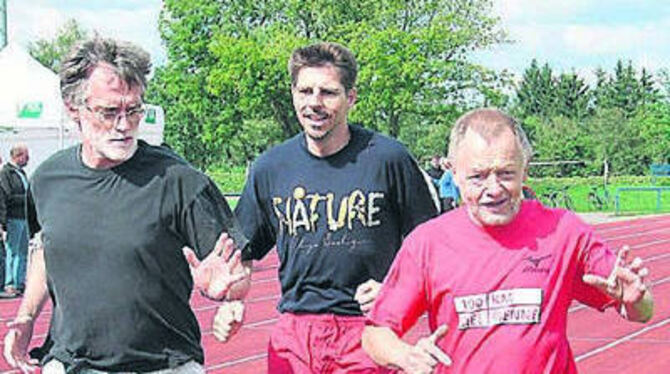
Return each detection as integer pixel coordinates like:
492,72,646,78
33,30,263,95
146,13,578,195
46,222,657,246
28,141,247,371
237,125,437,315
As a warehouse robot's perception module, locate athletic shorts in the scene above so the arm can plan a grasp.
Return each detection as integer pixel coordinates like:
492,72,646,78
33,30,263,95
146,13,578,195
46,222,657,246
268,313,390,374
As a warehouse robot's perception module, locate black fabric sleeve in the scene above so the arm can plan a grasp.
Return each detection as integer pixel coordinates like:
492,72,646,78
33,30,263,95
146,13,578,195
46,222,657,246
393,153,439,237
0,170,9,227
26,186,40,238
180,180,248,260
235,166,276,261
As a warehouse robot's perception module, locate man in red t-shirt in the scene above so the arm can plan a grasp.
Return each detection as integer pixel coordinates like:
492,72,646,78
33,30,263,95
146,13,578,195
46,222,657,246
362,108,654,374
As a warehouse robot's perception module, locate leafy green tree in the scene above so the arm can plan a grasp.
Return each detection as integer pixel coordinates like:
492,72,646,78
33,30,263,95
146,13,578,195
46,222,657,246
632,103,670,166
529,116,591,177
27,19,88,73
149,0,508,168
586,108,645,175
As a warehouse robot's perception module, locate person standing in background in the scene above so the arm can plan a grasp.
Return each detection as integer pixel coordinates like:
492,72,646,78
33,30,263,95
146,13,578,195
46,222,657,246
0,144,30,298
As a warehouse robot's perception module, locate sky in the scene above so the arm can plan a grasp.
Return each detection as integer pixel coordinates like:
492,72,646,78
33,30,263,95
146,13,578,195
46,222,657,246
5,0,670,83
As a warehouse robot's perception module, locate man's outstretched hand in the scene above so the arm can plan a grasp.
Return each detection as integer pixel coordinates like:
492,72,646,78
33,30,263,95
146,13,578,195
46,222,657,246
583,245,653,322
184,233,247,301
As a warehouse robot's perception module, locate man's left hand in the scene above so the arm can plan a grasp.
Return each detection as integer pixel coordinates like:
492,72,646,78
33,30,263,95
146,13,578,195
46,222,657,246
183,233,247,301
583,245,650,304
355,279,382,313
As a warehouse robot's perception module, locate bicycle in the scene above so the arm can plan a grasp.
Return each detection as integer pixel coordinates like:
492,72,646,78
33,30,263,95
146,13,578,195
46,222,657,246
540,186,575,210
587,185,611,211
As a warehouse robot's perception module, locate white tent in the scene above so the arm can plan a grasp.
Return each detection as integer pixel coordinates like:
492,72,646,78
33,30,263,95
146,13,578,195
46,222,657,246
0,43,74,175
0,43,65,129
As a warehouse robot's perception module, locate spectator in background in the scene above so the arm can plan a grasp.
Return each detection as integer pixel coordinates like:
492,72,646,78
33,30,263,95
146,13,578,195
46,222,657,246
438,158,460,212
426,154,444,182
0,144,30,298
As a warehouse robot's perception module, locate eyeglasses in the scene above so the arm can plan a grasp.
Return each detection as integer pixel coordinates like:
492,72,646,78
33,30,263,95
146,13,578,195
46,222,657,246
83,102,146,127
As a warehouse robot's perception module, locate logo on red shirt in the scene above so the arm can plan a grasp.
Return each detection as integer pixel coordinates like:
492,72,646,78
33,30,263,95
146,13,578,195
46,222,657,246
522,254,552,274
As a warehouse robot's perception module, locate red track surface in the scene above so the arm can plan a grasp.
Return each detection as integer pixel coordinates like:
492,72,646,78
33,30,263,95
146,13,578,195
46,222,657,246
0,215,669,373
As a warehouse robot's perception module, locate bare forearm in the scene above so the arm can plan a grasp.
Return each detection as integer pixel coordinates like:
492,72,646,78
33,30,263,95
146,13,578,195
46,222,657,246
362,326,412,369
16,245,49,319
226,261,252,300
622,289,653,322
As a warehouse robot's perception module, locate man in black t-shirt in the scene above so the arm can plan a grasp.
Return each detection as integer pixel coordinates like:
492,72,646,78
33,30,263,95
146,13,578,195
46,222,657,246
3,37,249,374
212,42,437,373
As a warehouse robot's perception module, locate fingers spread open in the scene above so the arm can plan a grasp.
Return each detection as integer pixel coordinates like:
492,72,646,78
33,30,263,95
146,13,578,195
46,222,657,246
182,247,200,268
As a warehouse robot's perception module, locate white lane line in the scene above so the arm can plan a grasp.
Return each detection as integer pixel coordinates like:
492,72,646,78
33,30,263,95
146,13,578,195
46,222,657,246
596,217,670,235
569,275,670,313
607,226,670,241
574,317,670,362
206,353,268,370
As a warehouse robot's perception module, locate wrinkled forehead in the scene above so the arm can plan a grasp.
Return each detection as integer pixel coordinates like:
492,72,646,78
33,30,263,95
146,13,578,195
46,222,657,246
455,126,524,166
84,63,144,104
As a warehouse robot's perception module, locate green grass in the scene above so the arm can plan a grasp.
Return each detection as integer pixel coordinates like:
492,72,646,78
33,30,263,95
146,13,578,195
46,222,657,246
207,165,247,194
206,165,670,216
528,176,670,215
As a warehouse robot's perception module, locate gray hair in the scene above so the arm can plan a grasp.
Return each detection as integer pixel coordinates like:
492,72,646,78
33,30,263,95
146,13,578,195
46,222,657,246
9,143,28,158
59,36,151,106
447,108,533,165
288,42,357,92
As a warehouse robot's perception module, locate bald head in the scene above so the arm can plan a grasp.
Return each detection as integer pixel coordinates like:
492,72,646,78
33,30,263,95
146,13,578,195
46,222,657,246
447,108,532,166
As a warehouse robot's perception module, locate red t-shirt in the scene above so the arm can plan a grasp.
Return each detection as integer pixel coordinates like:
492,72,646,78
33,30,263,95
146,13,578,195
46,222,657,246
368,200,617,374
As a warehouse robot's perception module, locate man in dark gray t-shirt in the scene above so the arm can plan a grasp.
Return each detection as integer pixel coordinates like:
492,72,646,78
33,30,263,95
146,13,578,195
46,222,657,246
2,37,249,374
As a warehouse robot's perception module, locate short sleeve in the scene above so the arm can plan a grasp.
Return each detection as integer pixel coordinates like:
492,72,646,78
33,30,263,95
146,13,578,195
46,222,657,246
392,153,438,237
367,234,429,336
181,180,248,259
235,164,276,261
572,227,618,311
26,185,41,238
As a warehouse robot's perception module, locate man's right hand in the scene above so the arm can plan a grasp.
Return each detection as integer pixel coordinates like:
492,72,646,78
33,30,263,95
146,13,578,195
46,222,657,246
3,315,38,373
398,325,452,374
183,232,247,301
212,301,244,343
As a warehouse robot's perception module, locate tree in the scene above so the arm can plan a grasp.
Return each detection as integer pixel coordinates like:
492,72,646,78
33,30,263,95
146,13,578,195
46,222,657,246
593,60,660,117
516,60,556,118
632,103,670,166
27,19,88,73
586,108,646,175
528,116,591,177
553,72,591,119
515,61,591,120
149,0,508,168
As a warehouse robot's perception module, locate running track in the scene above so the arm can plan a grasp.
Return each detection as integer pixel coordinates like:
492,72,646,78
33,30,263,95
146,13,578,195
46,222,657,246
0,215,669,373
